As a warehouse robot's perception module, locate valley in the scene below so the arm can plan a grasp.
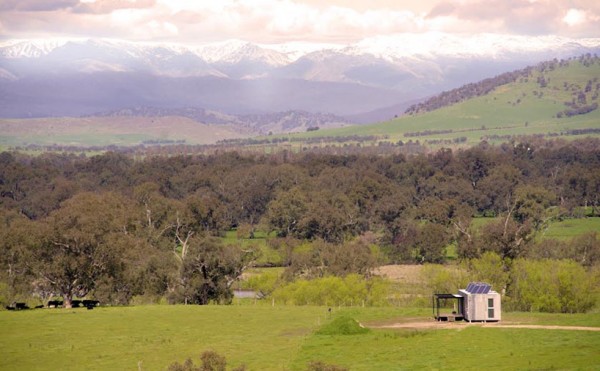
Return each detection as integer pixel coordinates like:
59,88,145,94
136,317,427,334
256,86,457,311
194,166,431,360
2,55,599,151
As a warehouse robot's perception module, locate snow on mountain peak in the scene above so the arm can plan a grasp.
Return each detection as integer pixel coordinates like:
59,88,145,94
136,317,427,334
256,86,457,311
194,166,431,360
2,33,599,66
192,40,292,66
351,33,600,60
0,38,74,58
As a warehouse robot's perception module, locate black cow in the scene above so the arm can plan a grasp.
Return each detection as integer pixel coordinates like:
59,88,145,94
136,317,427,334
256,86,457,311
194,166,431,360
47,300,63,308
82,300,100,308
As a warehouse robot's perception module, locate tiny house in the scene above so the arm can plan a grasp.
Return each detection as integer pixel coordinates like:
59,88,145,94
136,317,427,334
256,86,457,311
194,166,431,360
433,282,501,322
458,282,501,322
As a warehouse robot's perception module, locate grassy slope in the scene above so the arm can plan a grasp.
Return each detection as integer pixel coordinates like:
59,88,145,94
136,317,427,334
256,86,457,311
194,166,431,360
290,60,600,146
1,306,599,371
471,217,600,240
3,61,598,151
541,218,600,240
0,116,245,147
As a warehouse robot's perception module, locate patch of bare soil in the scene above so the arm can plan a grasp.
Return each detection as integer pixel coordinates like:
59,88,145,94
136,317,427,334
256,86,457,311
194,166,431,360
374,265,424,283
368,320,600,331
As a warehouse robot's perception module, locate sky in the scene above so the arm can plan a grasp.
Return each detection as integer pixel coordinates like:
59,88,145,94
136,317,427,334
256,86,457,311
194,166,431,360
0,0,599,45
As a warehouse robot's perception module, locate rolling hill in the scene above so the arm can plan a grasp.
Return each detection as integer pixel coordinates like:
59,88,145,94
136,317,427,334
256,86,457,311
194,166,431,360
1,36,599,121
288,55,600,147
1,55,599,151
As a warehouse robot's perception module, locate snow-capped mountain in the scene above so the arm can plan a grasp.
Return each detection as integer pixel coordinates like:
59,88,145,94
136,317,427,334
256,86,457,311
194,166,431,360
193,40,289,66
1,34,599,120
344,33,600,62
3,33,599,63
0,39,72,58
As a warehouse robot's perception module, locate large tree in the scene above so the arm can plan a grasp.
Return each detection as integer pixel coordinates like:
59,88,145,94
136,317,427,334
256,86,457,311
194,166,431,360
171,237,256,305
28,192,135,308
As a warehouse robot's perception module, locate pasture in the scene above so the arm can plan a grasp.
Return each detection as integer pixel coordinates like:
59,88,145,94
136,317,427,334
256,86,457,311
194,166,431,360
1,305,599,370
0,116,243,148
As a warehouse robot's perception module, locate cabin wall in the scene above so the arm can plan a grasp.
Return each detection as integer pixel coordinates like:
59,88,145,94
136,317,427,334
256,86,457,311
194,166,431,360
459,291,501,322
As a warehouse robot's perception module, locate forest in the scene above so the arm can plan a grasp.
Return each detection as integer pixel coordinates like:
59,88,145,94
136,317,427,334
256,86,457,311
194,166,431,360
1,137,599,312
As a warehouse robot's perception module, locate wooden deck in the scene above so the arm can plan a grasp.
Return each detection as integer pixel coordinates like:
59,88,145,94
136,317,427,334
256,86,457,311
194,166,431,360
435,313,464,322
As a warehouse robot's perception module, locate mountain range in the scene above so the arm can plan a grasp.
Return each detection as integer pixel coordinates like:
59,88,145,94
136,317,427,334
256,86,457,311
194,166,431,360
1,34,600,125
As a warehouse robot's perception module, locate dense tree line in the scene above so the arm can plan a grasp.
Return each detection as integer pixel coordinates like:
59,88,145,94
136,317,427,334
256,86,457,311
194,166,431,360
1,138,599,308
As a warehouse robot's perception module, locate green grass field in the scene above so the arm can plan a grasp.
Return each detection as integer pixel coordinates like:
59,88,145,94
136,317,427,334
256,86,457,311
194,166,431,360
1,305,599,370
542,217,600,240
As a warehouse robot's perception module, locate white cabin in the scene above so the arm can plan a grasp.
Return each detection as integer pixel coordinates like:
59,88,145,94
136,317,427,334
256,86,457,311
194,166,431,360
457,282,501,322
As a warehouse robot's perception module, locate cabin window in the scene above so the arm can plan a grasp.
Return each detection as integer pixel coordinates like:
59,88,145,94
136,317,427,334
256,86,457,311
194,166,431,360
487,298,494,318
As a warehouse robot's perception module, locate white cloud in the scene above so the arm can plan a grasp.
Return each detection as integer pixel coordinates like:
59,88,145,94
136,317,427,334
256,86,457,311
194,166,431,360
563,8,586,27
1,0,599,43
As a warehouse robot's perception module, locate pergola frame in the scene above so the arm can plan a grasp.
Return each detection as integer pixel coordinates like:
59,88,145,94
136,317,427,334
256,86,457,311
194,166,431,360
432,293,464,321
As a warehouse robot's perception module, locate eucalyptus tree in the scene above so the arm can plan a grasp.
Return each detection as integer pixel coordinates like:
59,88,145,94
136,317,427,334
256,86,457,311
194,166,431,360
28,192,138,308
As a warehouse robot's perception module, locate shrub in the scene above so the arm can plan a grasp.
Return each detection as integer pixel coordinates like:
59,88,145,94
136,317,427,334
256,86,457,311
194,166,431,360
508,259,598,313
243,269,282,298
167,350,238,371
200,351,226,371
272,274,390,306
421,264,469,294
316,315,370,336
467,252,509,293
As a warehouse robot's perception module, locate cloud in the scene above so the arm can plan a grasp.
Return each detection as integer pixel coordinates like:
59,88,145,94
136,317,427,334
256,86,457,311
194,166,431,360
0,0,79,12
425,0,600,37
563,9,587,27
426,2,456,18
73,0,156,14
1,0,599,43
163,1,426,42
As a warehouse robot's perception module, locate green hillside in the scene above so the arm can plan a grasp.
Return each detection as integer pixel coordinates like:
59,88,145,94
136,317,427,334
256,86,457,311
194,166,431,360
294,56,600,146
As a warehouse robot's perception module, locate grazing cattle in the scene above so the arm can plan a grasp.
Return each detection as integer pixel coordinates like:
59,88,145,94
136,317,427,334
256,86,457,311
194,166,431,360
5,306,15,310
34,305,44,309
15,303,29,310
47,300,63,308
72,300,82,308
82,300,99,308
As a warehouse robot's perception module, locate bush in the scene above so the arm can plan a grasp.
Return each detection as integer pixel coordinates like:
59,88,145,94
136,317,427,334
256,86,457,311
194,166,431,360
421,264,468,294
167,350,243,371
243,269,282,298
272,274,390,306
508,259,598,313
236,224,254,239
468,252,509,294
200,351,227,371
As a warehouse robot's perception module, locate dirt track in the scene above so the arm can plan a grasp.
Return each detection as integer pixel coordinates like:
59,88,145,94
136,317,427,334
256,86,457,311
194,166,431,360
369,320,600,332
